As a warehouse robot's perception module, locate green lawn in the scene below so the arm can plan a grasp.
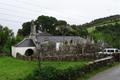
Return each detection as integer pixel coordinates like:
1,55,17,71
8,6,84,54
0,56,37,80
0,56,87,80
42,60,87,70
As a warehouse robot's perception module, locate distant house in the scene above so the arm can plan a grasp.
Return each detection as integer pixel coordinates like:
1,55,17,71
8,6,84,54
11,21,90,58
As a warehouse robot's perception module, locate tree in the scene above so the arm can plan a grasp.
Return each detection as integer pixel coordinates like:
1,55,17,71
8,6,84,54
17,22,31,37
0,25,22,55
0,25,13,53
35,15,57,34
17,15,89,37
91,23,120,48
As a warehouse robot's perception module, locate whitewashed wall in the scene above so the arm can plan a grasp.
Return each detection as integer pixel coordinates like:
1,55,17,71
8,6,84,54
56,42,60,51
11,46,36,58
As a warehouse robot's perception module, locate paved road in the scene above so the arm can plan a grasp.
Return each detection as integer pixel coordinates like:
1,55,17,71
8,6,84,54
89,64,120,80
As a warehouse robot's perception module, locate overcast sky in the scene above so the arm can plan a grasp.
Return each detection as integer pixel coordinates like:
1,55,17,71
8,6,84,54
0,0,120,34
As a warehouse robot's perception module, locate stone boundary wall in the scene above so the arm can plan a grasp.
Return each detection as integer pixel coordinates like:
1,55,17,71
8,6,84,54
16,53,110,61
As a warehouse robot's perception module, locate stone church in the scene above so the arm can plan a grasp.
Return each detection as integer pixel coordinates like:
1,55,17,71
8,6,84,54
11,21,90,57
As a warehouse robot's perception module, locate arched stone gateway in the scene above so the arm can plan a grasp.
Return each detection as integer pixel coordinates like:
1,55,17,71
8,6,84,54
25,49,34,56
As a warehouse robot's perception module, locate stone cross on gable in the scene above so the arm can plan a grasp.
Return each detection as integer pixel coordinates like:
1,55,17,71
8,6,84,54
30,20,37,42
30,20,36,36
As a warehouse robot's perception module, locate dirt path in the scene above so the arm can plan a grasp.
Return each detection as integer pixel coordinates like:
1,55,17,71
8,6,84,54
89,64,120,80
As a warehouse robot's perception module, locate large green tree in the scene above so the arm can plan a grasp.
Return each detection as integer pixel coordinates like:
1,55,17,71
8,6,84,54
36,15,57,34
0,25,22,55
17,22,31,37
17,15,88,37
0,25,13,53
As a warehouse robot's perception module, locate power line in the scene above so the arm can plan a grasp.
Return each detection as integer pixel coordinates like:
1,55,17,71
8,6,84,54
4,0,51,11
0,12,33,20
0,1,42,14
0,7,40,17
0,1,68,18
15,0,47,10
0,1,74,25
0,18,25,23
0,1,72,21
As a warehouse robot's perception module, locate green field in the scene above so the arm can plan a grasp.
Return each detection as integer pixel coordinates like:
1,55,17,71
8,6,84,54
87,26,96,33
0,56,37,80
0,56,87,80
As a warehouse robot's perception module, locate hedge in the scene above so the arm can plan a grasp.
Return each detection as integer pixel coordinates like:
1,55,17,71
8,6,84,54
22,56,113,80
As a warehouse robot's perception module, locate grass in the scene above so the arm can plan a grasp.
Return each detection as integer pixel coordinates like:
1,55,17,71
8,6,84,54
87,26,96,33
0,56,87,80
42,60,88,70
0,56,37,80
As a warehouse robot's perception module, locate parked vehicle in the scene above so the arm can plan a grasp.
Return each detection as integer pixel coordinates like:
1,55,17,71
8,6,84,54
98,48,120,54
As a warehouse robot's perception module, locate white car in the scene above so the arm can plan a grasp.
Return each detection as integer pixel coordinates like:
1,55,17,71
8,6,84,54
98,48,119,54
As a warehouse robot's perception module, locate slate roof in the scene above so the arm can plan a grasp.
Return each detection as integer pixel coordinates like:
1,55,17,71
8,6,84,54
36,35,86,43
37,32,52,36
14,38,36,47
14,32,87,47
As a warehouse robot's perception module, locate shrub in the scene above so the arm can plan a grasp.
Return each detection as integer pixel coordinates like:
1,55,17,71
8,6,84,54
24,66,60,80
23,66,85,80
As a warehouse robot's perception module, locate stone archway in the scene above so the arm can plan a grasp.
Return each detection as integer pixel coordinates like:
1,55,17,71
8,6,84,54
25,49,34,56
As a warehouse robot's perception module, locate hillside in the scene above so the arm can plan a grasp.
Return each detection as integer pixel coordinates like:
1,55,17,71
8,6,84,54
83,15,120,28
84,15,120,48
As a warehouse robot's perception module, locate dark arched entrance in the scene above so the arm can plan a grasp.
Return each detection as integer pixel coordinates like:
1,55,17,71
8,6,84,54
25,49,34,56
